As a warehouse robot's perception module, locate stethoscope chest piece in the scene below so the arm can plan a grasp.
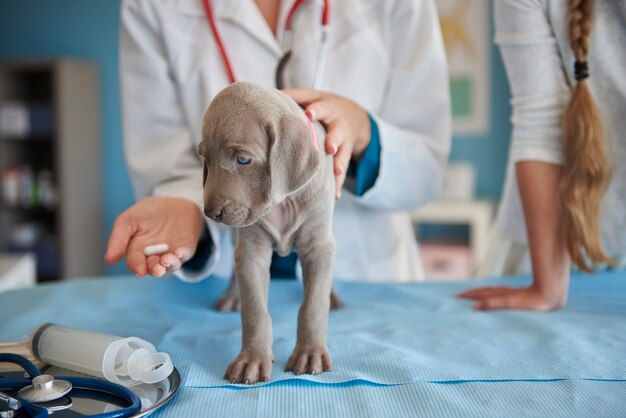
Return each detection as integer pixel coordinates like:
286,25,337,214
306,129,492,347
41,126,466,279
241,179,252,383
17,374,72,403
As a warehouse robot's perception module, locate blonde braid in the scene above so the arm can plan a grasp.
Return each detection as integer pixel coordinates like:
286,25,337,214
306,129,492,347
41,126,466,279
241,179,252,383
562,0,613,271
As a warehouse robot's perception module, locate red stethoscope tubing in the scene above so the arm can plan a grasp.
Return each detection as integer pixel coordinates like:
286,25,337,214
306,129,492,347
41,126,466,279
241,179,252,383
202,0,237,84
285,0,329,30
202,0,329,85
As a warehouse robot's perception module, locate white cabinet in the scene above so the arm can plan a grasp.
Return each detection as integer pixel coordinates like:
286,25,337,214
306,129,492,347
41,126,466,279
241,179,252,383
412,200,494,280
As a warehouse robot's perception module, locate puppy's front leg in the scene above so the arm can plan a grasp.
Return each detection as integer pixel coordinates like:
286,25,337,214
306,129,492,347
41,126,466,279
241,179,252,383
286,235,335,375
224,229,274,384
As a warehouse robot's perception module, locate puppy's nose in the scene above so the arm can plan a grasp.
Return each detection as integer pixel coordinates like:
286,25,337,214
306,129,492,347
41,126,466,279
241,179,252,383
204,206,224,221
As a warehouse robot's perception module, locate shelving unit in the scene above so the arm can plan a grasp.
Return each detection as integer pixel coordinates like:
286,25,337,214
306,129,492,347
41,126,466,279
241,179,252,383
0,59,103,281
412,199,494,280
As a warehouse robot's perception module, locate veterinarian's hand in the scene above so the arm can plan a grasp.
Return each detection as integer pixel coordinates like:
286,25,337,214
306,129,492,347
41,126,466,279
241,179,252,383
283,88,371,199
105,196,203,277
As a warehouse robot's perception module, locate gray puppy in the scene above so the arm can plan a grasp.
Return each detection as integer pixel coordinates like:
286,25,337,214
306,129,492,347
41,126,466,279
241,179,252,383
198,81,337,384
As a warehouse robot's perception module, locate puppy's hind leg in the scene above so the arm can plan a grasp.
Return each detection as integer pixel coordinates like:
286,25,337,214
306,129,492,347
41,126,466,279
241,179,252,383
330,287,343,310
214,227,241,312
213,275,241,312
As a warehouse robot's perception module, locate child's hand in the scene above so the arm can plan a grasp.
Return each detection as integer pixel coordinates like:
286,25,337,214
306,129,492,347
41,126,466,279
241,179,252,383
457,280,568,311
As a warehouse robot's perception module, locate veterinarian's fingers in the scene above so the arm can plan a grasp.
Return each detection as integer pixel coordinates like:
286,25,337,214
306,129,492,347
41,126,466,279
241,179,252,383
333,143,354,198
160,253,181,272
125,239,148,277
147,255,166,277
306,101,342,157
105,213,135,264
323,136,338,155
321,353,333,371
322,127,342,156
304,99,336,124
281,87,323,107
294,354,309,375
457,286,512,299
171,246,195,263
335,172,346,199
309,354,322,375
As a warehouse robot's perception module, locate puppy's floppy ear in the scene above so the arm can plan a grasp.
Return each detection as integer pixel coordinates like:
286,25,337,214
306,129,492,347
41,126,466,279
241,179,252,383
197,143,208,185
269,114,321,204
202,160,208,186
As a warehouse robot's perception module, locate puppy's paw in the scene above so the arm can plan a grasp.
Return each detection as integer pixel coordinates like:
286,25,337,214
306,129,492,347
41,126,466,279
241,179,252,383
285,346,332,376
330,288,343,310
213,293,241,312
224,352,273,384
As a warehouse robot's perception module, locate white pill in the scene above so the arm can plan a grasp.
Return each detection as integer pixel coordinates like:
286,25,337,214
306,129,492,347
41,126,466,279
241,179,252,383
143,243,170,256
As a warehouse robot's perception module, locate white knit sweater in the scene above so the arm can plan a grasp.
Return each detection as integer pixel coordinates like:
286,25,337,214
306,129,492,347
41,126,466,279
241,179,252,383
495,0,626,264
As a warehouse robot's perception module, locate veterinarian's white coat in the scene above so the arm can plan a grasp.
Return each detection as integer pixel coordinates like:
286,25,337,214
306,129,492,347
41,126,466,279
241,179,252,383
120,0,451,282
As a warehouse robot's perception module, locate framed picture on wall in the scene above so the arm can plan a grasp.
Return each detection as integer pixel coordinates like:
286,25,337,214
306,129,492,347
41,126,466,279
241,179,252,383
436,0,490,135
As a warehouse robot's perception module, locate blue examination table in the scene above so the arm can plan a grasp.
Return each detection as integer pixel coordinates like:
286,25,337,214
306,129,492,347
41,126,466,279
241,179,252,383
1,272,625,417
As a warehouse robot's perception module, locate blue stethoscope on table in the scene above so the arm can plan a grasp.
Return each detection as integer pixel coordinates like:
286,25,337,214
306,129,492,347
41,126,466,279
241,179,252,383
202,0,330,88
0,353,141,418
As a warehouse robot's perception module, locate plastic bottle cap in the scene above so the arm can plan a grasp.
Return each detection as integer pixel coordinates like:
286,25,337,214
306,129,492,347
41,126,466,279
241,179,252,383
127,349,174,384
102,337,173,387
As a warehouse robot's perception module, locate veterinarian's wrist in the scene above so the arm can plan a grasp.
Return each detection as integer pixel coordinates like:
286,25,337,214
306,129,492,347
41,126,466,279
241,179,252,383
181,223,211,272
348,114,381,196
352,110,372,162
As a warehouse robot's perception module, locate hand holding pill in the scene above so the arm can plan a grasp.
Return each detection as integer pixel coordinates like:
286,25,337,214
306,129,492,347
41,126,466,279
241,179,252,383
105,196,204,277
143,243,170,256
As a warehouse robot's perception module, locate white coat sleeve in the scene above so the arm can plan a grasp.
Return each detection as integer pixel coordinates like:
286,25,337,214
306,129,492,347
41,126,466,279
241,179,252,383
119,0,225,282
494,0,571,166
356,0,451,211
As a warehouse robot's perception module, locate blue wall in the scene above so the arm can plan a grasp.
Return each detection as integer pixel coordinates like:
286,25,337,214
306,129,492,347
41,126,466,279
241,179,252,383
0,0,511,275
0,0,133,275
451,17,512,200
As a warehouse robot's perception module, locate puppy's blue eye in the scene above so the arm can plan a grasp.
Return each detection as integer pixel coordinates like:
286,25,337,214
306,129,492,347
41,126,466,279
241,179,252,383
236,156,252,165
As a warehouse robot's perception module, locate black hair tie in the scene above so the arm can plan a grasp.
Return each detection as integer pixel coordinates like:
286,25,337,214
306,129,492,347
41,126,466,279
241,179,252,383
574,61,589,81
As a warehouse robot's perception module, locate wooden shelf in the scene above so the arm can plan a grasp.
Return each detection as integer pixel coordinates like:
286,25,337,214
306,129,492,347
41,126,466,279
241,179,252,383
0,136,53,143
0,59,103,281
1,205,57,214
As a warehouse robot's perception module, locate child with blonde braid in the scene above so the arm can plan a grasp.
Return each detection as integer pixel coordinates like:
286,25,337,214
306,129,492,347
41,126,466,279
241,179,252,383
459,0,626,310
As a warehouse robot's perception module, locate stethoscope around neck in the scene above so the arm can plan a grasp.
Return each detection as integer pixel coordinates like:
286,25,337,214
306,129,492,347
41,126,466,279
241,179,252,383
202,0,329,88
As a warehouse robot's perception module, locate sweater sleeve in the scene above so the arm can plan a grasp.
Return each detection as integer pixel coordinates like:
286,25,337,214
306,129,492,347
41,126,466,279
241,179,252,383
495,0,572,166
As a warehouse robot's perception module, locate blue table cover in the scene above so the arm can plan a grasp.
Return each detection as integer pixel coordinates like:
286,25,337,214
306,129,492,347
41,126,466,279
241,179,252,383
1,272,625,417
